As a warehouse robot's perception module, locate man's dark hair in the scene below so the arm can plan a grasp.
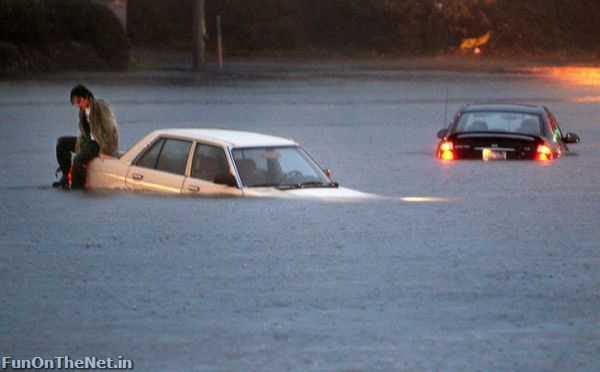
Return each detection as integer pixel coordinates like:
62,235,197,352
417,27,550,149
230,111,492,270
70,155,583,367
70,85,94,103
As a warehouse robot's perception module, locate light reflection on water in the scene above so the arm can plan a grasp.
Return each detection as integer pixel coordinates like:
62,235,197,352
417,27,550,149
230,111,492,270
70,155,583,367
528,66,600,86
573,96,600,103
399,196,452,202
525,66,600,103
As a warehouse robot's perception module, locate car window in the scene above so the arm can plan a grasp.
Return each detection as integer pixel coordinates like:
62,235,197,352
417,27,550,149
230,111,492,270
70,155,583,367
456,112,542,135
135,138,165,169
231,148,267,172
191,144,230,182
278,149,318,176
232,146,329,187
154,139,192,175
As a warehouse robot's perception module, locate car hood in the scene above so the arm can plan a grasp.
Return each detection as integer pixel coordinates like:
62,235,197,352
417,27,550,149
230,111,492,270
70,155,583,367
242,186,379,201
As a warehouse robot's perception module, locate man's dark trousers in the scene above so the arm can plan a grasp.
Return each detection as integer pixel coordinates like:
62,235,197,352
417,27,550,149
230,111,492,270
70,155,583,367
55,136,99,188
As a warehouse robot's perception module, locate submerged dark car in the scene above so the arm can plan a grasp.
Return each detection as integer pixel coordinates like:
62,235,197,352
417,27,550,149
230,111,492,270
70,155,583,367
436,104,580,161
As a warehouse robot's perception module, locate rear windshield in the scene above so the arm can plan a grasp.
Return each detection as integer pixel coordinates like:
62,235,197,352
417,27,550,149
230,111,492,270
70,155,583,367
455,112,542,135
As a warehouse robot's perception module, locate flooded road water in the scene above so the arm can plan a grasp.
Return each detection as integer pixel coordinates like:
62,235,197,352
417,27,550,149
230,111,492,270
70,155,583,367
1,62,599,370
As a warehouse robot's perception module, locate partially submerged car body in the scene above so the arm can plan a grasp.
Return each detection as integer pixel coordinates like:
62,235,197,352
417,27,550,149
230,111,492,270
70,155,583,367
86,129,373,199
436,104,580,161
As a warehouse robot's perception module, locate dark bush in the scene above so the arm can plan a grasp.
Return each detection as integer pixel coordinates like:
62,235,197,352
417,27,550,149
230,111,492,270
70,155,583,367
0,0,128,75
486,0,600,53
127,0,194,50
214,0,305,52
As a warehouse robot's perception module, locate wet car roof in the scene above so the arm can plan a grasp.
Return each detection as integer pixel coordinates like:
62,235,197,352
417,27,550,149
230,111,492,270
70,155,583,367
461,103,545,115
151,128,297,147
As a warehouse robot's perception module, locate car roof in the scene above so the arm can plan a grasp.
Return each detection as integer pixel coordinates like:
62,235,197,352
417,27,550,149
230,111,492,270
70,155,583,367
151,128,297,147
461,103,546,115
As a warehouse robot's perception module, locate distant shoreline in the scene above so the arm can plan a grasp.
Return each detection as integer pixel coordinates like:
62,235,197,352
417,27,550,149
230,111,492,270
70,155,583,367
2,49,599,81
128,49,600,74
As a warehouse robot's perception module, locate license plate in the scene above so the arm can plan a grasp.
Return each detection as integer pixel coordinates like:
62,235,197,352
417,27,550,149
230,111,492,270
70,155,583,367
482,148,507,161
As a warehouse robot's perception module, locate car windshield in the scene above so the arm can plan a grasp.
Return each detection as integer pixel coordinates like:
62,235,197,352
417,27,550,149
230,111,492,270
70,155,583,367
232,146,331,188
455,112,543,136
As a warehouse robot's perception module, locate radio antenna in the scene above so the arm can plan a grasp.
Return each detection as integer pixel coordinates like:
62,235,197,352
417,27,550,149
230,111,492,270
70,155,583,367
443,87,449,128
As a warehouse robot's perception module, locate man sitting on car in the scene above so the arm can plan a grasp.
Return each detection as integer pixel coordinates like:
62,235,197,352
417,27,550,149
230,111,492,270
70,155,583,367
53,85,119,189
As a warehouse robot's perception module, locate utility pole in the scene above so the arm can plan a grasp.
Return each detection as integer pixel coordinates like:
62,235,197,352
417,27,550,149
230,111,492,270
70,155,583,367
217,15,223,71
192,0,206,72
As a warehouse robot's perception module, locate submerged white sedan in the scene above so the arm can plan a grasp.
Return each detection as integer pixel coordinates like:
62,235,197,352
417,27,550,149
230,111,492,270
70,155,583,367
86,128,372,199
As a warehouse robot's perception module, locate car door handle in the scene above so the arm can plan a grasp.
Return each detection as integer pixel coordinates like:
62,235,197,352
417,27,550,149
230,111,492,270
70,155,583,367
132,173,143,181
188,185,200,192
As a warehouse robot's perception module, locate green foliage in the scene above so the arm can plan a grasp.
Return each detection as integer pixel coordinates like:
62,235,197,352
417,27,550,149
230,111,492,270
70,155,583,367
0,0,128,73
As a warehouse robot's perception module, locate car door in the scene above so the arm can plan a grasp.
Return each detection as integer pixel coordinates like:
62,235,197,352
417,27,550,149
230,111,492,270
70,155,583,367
126,137,192,193
181,142,242,196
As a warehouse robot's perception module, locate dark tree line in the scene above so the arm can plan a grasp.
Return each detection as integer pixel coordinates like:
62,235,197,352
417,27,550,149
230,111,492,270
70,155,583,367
128,0,600,55
1,0,598,75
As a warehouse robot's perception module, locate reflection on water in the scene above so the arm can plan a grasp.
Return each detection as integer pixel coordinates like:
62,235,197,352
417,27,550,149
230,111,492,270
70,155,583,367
399,196,451,202
529,66,600,86
528,66,600,103
573,96,600,103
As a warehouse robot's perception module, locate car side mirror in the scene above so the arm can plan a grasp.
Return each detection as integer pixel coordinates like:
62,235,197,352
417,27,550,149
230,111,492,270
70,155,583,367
323,168,332,179
213,173,237,187
437,129,448,139
563,132,580,144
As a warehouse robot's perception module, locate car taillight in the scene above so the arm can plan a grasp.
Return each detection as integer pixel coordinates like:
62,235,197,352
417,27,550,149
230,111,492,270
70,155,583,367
536,143,554,161
437,141,455,160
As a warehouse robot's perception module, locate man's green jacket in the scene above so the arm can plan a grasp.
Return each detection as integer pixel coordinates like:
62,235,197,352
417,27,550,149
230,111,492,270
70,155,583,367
76,99,119,156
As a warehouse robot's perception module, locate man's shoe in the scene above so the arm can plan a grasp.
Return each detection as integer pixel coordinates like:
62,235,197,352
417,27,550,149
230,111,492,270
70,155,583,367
52,175,68,188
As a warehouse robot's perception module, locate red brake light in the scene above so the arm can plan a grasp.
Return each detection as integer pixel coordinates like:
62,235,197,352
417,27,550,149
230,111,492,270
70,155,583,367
440,141,453,152
536,143,554,161
437,141,455,160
